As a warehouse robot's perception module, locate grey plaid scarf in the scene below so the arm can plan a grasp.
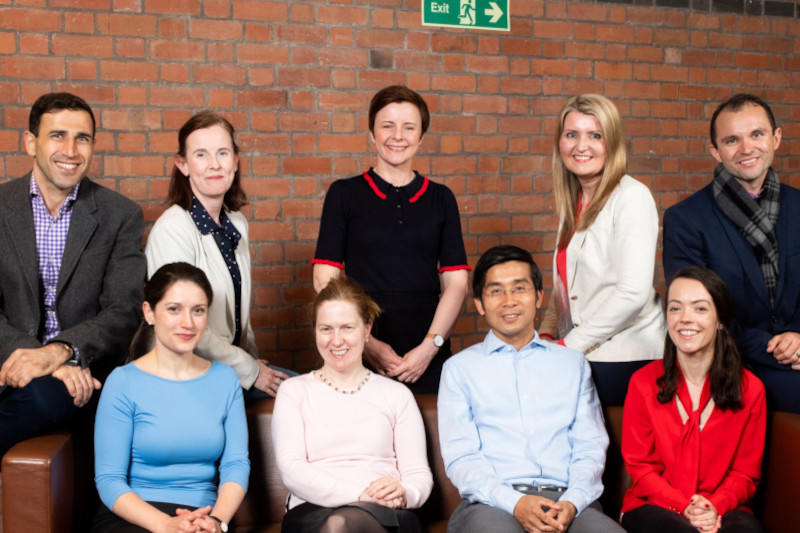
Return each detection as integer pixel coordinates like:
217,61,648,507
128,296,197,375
712,163,780,307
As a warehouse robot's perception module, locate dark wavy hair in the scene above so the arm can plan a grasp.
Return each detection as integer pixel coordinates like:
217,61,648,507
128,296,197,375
656,266,743,411
29,92,95,137
129,262,214,360
166,110,248,211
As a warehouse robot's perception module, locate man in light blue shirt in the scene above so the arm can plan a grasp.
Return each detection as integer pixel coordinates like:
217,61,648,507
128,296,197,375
439,245,623,533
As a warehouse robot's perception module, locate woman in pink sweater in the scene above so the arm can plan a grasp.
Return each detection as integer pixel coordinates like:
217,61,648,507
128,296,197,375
272,277,433,533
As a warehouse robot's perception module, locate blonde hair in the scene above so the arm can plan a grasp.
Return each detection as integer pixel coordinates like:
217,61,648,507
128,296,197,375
552,94,627,249
312,277,381,327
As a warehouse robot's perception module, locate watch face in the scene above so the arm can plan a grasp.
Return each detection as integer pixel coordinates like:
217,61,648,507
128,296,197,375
433,334,444,347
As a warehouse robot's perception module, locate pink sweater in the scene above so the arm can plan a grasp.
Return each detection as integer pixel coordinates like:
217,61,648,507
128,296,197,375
272,372,433,509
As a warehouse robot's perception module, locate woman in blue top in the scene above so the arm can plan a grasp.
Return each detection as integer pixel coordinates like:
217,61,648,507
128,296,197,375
91,263,249,533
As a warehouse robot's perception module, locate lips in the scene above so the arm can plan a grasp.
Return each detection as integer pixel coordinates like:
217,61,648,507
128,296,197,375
176,333,195,341
677,329,698,337
330,349,347,357
55,161,80,170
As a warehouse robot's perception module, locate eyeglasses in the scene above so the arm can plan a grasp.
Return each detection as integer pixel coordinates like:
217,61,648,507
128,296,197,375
483,285,536,298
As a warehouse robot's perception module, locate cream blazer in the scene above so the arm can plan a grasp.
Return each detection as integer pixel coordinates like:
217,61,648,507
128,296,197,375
145,205,259,387
541,176,665,362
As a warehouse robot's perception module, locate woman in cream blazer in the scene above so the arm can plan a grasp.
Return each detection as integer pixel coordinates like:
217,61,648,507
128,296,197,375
541,95,665,406
146,111,291,398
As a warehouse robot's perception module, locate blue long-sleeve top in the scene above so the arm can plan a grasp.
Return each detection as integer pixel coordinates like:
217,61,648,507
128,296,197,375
438,330,608,516
94,361,249,511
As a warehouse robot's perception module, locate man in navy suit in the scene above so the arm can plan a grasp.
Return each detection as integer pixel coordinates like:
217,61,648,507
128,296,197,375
0,93,145,459
663,94,800,413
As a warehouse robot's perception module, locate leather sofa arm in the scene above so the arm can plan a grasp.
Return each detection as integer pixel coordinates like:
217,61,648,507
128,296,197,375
2,432,74,533
762,411,800,533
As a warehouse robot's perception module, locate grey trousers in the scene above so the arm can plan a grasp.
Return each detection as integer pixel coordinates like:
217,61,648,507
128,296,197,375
447,492,625,533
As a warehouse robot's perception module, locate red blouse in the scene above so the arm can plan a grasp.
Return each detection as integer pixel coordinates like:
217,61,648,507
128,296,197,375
621,360,766,516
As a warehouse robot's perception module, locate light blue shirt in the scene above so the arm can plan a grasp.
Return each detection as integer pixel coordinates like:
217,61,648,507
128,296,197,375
438,330,608,516
95,362,250,510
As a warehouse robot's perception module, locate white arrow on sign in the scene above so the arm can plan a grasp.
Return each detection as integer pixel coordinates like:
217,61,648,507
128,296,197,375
485,1,503,23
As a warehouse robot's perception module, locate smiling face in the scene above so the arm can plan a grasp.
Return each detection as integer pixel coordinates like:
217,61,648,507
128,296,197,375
175,124,239,209
474,260,544,351
315,299,372,376
666,277,720,363
24,109,95,200
558,111,607,186
369,102,423,173
144,281,209,358
709,103,781,195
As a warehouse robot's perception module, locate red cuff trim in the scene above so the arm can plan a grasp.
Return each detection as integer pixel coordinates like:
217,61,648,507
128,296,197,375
557,339,566,347
363,172,387,200
310,258,345,269
408,176,429,203
439,264,472,273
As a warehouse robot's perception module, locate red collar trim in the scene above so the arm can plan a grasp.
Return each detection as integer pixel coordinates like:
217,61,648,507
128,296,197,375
409,177,429,203
363,172,387,200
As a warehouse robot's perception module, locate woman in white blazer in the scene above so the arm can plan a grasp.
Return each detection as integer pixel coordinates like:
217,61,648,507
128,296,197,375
146,111,292,399
540,95,665,406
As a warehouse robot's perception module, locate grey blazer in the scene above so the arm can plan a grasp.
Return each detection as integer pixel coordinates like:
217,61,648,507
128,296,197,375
0,175,146,383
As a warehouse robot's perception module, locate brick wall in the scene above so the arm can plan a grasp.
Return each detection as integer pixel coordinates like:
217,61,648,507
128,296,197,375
1,1,798,371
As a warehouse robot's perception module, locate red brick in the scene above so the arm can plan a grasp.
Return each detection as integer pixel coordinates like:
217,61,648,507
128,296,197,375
566,2,607,22
150,40,204,61
193,64,246,85
0,8,60,31
100,60,158,81
189,19,243,40
533,20,574,39
1,56,64,80
101,109,161,130
281,156,330,175
96,13,157,36
150,86,204,107
104,155,163,176
319,134,365,153
277,67,331,88
145,0,201,14
116,38,146,58
53,35,114,57
19,33,48,54
159,18,187,38
237,43,290,64
237,90,287,109
317,5,368,25
64,11,94,34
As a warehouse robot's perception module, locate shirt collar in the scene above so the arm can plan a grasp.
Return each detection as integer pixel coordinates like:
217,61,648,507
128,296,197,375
189,195,223,235
364,168,428,202
484,329,548,356
29,172,80,210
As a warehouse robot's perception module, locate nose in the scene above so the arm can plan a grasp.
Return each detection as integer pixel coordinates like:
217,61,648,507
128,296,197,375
180,309,194,328
63,136,78,157
209,154,221,168
391,126,403,140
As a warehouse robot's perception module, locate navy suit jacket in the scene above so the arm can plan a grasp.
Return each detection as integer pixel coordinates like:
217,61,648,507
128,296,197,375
663,180,800,372
0,175,146,386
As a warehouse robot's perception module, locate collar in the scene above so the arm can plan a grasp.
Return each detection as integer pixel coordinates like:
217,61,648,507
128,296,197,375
29,172,80,210
189,195,224,235
363,168,429,203
484,329,548,356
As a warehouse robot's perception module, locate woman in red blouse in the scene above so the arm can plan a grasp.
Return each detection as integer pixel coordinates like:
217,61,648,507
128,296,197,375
621,266,766,533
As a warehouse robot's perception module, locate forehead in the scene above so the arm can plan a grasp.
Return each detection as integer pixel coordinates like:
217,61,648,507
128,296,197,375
485,260,533,285
316,299,362,322
375,102,421,123
38,109,94,134
563,111,601,131
160,280,208,303
668,277,713,302
714,104,771,138
185,124,234,149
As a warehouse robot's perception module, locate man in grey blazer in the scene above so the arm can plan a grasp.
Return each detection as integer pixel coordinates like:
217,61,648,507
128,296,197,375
0,92,145,459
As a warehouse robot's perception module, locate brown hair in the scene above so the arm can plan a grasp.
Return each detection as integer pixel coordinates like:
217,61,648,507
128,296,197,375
368,85,430,136
552,94,627,250
312,277,381,327
166,110,248,211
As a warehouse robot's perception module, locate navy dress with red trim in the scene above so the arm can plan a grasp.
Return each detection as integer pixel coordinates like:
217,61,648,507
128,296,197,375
313,168,469,393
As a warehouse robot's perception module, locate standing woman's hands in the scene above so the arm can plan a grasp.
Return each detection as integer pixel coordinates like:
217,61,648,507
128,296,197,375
363,335,404,376
388,341,438,384
252,359,291,396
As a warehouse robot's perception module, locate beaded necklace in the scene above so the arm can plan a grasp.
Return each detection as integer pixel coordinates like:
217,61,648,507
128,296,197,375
315,368,371,394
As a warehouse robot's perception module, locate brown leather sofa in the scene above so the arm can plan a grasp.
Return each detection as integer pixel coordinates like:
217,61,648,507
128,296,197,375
3,396,798,533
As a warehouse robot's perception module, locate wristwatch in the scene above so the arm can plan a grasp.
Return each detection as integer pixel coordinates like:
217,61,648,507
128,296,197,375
209,516,228,532
426,333,445,348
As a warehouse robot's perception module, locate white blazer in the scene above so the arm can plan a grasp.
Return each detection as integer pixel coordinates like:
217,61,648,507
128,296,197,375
543,175,665,362
145,204,259,387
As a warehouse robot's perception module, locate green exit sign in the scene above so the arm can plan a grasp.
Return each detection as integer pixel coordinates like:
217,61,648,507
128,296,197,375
422,0,510,32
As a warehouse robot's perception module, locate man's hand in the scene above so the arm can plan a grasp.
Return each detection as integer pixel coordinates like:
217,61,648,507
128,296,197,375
52,364,101,407
0,344,72,388
362,335,403,376
766,332,800,364
551,500,576,531
513,495,564,533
